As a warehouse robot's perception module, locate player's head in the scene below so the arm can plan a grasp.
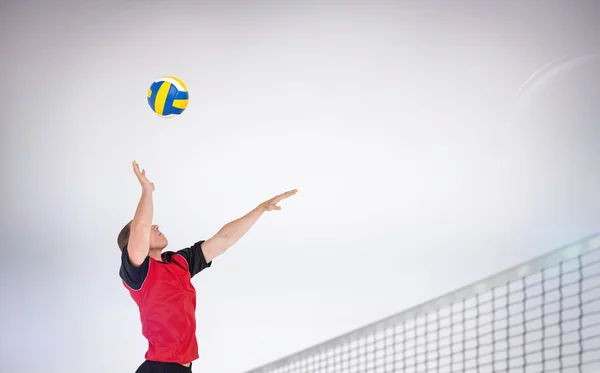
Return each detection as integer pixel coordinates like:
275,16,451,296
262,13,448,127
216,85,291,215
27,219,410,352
149,224,168,251
117,221,169,252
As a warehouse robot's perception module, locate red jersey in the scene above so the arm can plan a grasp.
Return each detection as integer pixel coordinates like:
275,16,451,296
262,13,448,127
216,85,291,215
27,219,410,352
120,241,211,364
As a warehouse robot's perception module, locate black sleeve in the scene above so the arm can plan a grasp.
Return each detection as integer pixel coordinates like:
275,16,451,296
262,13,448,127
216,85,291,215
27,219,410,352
119,245,150,290
176,240,212,278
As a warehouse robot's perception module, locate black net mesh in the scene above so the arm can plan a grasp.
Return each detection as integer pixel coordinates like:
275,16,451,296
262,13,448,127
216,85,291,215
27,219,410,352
243,236,600,373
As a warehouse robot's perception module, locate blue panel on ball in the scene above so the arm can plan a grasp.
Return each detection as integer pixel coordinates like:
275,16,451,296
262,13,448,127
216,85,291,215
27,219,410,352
163,84,179,116
175,91,189,100
148,81,162,111
170,107,184,115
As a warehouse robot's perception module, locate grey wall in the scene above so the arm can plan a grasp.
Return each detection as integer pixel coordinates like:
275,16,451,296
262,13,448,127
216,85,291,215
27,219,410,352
1,1,600,372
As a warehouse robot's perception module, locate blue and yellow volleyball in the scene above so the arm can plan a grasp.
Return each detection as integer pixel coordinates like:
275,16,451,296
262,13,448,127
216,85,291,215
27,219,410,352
147,76,189,118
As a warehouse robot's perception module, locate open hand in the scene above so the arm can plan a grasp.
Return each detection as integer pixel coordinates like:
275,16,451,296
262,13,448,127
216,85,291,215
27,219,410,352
132,161,155,191
261,189,298,211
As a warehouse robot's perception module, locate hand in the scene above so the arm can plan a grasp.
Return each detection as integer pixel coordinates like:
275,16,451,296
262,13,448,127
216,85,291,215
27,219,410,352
260,189,298,211
132,161,155,191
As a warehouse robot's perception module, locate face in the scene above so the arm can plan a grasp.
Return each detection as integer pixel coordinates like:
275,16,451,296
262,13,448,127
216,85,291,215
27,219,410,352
149,224,168,251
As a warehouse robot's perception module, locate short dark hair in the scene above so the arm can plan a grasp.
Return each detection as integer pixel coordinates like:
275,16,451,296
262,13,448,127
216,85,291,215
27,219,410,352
117,221,132,251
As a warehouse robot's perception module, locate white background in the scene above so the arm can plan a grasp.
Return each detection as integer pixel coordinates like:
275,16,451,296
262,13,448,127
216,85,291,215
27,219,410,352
1,0,600,372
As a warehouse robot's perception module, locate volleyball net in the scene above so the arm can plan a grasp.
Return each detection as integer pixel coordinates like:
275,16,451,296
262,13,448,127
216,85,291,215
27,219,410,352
242,234,600,373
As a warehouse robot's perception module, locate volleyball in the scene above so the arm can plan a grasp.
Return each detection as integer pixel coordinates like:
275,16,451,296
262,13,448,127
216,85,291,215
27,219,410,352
147,76,189,118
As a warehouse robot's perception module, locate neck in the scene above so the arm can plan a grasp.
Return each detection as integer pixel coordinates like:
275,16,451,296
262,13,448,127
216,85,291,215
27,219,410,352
149,249,163,261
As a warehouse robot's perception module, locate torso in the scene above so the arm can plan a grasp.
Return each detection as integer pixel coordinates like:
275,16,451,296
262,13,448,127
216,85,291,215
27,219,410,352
123,252,199,364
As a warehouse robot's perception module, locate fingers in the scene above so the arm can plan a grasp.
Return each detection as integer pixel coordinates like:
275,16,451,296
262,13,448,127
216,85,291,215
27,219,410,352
285,189,298,197
265,204,282,211
133,161,145,177
274,189,298,201
132,161,148,178
264,189,297,211
132,161,155,191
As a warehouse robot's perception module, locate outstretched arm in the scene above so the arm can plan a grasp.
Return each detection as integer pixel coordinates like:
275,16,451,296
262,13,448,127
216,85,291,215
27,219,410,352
127,161,156,267
201,189,298,262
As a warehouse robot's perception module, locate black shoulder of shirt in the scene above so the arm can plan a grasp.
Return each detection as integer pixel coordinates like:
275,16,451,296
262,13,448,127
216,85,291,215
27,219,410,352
174,240,212,278
119,241,212,289
119,245,150,291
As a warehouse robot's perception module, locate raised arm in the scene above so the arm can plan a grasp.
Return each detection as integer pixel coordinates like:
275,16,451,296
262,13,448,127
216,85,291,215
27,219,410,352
201,189,298,262
127,161,156,267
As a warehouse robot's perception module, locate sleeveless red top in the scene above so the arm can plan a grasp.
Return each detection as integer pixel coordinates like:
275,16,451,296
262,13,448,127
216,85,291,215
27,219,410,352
120,241,211,364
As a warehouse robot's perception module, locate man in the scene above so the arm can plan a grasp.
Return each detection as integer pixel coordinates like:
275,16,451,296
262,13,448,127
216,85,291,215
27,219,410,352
118,161,297,373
